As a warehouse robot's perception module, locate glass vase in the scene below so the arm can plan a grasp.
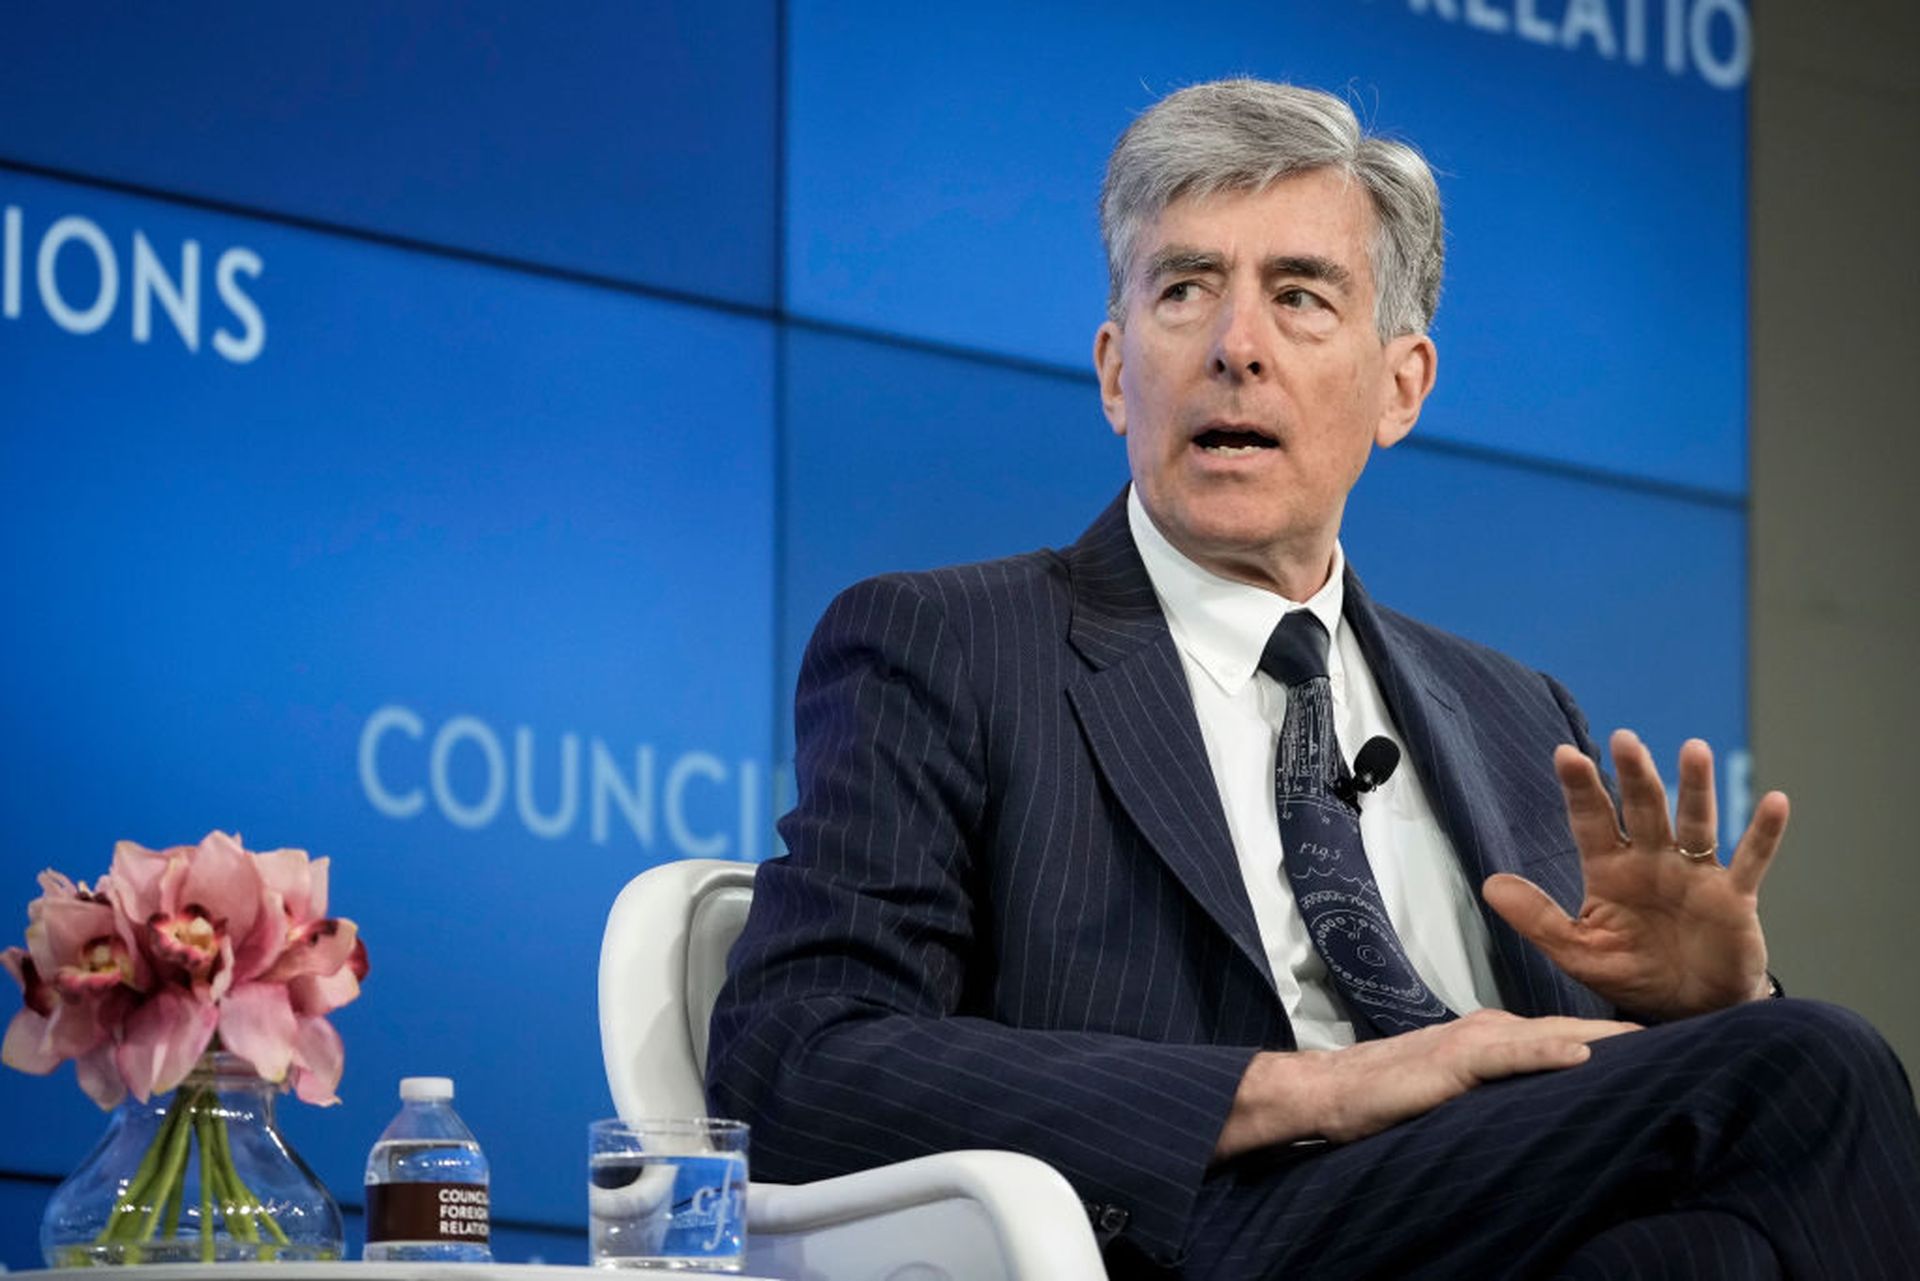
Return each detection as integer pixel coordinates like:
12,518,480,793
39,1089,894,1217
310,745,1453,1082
41,1050,344,1265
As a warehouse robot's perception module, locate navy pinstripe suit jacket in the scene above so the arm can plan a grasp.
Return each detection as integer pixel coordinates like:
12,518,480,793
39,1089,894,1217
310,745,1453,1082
706,492,1615,1265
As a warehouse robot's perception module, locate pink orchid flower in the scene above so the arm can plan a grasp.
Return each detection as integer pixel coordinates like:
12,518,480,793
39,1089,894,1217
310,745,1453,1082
102,834,270,1100
5,833,369,1109
220,848,367,1106
2,871,144,1108
111,833,265,1003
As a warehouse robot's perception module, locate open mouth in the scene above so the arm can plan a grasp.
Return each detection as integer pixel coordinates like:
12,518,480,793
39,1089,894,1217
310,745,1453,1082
1193,426,1278,456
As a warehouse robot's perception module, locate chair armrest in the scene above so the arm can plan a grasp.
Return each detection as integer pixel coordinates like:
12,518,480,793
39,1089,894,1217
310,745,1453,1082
746,1150,1107,1281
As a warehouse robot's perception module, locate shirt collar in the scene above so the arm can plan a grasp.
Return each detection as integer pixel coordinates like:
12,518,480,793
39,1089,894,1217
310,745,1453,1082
1127,486,1346,697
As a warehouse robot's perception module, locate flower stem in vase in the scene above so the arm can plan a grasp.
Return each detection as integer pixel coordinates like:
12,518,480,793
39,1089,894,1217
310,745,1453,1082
130,1091,192,1253
214,1101,291,1251
211,1112,258,1244
198,1106,215,1263
98,1090,185,1245
159,1142,185,1238
194,1104,224,1253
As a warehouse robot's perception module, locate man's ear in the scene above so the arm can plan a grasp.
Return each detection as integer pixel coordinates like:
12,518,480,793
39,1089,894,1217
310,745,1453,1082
1375,333,1437,449
1094,320,1127,437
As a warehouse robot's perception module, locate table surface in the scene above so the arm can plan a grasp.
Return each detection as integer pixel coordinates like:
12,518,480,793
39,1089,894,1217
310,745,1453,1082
15,1266,780,1280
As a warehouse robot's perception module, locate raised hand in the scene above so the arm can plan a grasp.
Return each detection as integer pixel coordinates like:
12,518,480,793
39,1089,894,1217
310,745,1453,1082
1482,730,1788,1021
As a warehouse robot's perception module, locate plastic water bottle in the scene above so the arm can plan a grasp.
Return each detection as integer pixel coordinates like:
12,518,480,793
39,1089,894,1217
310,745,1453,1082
363,1076,493,1261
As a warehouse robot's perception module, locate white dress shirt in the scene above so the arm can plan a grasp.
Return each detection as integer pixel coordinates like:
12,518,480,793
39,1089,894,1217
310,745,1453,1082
1127,488,1507,1049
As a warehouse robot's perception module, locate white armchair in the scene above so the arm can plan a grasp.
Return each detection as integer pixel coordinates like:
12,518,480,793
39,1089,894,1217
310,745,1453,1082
597,857,1110,1281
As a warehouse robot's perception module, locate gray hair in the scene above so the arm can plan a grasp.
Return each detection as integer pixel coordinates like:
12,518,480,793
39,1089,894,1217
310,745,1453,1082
1100,79,1444,339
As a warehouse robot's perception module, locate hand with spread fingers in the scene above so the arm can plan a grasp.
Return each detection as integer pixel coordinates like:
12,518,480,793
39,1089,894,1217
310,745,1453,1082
1482,729,1788,1022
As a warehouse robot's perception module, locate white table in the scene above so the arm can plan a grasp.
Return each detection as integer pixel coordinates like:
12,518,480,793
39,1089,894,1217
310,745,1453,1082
17,1267,780,1281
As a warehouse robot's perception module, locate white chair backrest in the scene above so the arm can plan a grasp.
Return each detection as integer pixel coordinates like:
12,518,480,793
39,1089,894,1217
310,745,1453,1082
598,858,756,1121
598,858,1113,1281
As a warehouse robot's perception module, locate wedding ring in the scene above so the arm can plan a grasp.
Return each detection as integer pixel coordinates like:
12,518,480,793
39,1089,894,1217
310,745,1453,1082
1674,841,1717,862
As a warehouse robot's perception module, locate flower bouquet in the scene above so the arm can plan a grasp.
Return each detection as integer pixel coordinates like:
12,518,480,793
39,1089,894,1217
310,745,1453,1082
2,832,368,1263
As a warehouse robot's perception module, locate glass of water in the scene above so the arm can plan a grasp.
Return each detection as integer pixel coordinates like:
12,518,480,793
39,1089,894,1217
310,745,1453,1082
588,1118,749,1271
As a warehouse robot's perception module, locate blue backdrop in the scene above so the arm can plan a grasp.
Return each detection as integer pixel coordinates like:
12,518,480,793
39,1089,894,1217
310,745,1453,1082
0,0,1748,1262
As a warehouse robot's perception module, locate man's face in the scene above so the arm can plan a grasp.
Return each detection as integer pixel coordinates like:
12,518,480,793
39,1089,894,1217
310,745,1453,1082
1094,168,1436,598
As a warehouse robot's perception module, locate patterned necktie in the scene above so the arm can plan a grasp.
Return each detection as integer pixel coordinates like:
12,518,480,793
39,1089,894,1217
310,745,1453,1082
1260,609,1454,1037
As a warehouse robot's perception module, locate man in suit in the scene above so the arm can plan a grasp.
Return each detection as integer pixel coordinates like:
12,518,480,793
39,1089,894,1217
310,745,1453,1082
707,79,1920,1278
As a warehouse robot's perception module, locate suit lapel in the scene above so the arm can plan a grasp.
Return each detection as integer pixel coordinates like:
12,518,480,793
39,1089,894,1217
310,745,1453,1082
1053,504,1601,1019
1341,571,1599,1017
1060,494,1278,996
1341,571,1496,881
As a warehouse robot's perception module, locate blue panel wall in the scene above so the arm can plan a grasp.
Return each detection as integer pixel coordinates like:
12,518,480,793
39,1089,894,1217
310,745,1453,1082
788,0,1747,493
781,335,1745,833
1340,449,1745,771
0,0,1748,1264
0,2,780,305
0,166,776,1233
780,328,1127,717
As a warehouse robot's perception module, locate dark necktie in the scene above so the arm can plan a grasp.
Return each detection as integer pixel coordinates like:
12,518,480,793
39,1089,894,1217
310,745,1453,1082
1260,609,1454,1037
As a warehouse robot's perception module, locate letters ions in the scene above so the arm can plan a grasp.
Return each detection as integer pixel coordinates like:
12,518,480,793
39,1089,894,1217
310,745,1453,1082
358,704,783,859
3,204,265,363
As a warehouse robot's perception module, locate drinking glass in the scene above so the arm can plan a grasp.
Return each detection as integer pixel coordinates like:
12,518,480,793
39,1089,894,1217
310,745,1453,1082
588,1118,748,1271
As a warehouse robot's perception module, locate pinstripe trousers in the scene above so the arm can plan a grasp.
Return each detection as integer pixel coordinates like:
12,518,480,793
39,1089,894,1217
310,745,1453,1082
1171,999,1920,1280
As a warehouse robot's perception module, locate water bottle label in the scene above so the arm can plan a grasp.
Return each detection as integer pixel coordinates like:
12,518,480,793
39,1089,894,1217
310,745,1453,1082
366,1182,491,1244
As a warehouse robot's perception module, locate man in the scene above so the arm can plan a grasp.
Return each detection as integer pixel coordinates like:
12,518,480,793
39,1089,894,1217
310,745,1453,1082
707,80,1920,1278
